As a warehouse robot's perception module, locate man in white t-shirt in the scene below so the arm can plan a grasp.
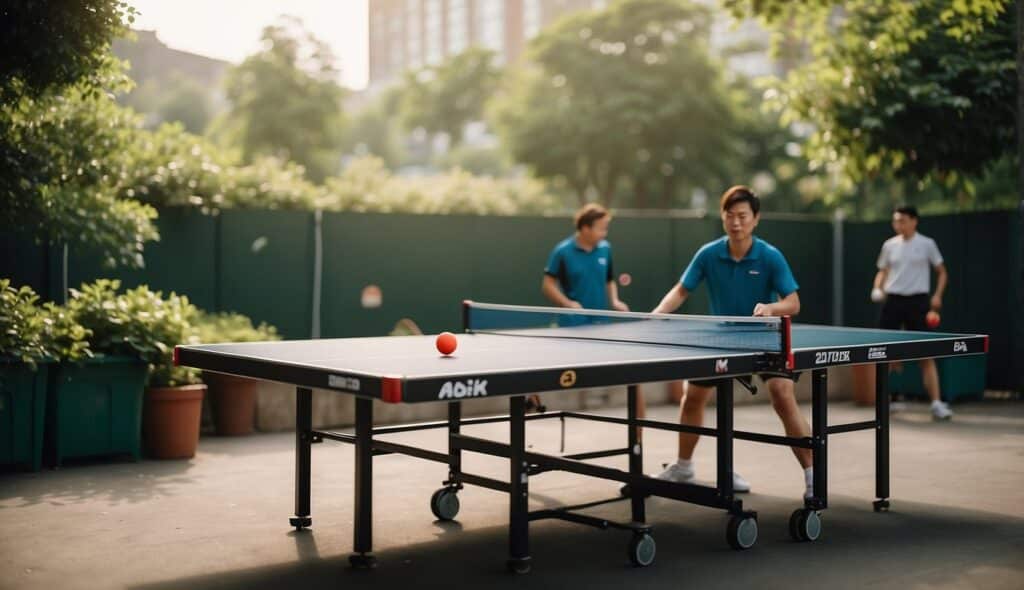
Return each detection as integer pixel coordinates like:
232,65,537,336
870,205,953,420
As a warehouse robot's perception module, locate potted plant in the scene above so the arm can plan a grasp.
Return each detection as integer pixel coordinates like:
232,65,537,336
0,280,90,471
63,280,205,461
195,311,279,436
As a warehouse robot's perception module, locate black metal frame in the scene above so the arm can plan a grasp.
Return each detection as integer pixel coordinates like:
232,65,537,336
286,364,898,572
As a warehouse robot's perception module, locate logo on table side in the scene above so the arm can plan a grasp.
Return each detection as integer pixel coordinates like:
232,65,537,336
715,359,729,374
438,379,488,399
953,341,968,353
814,350,851,365
867,347,887,360
328,375,361,392
559,370,577,388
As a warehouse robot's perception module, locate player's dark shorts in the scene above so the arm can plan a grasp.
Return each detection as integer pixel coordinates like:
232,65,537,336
689,372,801,389
880,293,930,331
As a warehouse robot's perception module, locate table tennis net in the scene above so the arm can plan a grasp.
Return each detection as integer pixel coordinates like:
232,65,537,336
464,303,783,353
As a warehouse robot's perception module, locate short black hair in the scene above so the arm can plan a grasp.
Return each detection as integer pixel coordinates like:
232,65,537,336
720,185,760,215
894,205,919,219
574,203,610,230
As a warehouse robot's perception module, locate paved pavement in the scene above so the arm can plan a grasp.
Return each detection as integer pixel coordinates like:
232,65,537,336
1,399,1022,590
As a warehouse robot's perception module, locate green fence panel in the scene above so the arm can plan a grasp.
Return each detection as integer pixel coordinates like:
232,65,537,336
962,212,1013,388
468,215,570,308
320,213,478,337
1012,212,1024,389
598,216,675,312
66,207,218,310
842,221,893,328
218,210,314,339
757,219,833,324
0,232,53,299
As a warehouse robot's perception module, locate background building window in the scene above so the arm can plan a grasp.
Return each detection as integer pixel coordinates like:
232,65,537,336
424,0,443,65
476,0,505,59
523,0,542,40
448,0,469,56
406,0,422,68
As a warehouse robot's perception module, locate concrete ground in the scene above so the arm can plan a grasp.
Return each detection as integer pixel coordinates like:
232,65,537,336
1,399,1022,590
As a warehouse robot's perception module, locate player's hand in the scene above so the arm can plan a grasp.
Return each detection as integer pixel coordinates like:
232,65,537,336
870,288,885,303
566,300,583,309
612,300,629,312
930,295,942,311
752,303,773,317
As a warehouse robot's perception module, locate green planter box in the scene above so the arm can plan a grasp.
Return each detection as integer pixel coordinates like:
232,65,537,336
0,361,50,471
47,356,148,466
888,355,987,403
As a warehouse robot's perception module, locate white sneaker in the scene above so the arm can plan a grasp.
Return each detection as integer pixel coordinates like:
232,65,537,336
931,401,954,421
655,463,751,493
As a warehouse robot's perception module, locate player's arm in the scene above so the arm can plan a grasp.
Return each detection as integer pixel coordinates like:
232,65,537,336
652,284,689,314
606,281,629,311
871,269,888,302
871,243,889,302
753,291,800,317
931,263,947,310
755,249,801,317
541,275,580,308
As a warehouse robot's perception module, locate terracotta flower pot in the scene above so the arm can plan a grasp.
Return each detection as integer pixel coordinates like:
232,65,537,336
143,384,206,459
204,373,258,436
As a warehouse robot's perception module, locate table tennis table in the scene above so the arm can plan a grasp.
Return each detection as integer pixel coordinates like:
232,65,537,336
175,301,988,573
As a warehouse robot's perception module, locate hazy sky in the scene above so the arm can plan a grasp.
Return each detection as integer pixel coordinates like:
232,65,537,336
127,0,369,90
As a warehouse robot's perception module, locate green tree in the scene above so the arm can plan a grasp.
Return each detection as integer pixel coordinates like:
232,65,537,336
727,0,1017,199
343,94,405,168
400,48,503,146
492,0,740,207
210,16,347,183
154,73,215,134
1,66,159,268
0,0,136,101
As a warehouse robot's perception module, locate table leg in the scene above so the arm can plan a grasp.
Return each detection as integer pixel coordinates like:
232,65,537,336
874,363,891,512
716,381,734,501
507,395,531,574
349,397,377,568
811,369,828,508
290,387,312,530
627,385,645,523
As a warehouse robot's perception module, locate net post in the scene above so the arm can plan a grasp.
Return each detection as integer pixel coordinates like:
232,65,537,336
781,315,794,370
461,300,472,333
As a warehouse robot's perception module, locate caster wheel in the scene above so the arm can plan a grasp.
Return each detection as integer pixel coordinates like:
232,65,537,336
348,553,377,569
873,499,890,512
430,487,460,521
628,533,656,567
507,557,532,574
726,515,758,550
289,516,312,530
789,509,822,542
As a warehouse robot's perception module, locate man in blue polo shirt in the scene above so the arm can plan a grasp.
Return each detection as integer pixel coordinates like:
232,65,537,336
542,203,629,313
650,186,814,499
537,204,631,412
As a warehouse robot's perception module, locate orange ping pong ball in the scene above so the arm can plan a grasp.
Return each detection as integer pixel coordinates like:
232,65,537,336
436,332,458,356
926,311,940,328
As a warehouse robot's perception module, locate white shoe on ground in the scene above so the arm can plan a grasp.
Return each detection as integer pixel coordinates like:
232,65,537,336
931,400,954,421
654,462,751,493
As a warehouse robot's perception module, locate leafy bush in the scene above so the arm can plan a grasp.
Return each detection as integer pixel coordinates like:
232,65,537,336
0,279,91,367
195,311,280,344
324,156,559,215
0,280,52,367
67,279,201,387
40,302,92,365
